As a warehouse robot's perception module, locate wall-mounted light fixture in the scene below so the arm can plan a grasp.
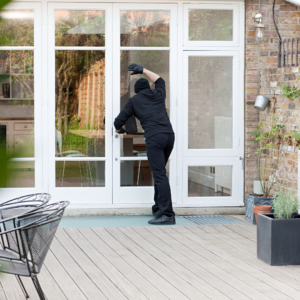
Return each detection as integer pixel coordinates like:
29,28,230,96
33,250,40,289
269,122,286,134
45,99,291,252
254,95,270,111
254,13,265,43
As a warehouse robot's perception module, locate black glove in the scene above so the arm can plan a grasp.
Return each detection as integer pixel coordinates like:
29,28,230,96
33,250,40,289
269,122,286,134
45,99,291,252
128,63,144,75
118,127,128,134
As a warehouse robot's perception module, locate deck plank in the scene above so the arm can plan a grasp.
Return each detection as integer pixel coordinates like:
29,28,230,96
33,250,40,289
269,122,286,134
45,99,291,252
76,227,168,300
92,227,190,300
64,227,152,300
154,226,270,300
51,236,106,300
0,280,8,300
187,226,298,299
0,274,25,300
120,226,231,300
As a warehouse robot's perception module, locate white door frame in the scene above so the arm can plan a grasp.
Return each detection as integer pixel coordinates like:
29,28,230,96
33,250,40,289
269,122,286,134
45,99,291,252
112,3,178,204
47,3,113,206
0,2,43,201
177,1,245,207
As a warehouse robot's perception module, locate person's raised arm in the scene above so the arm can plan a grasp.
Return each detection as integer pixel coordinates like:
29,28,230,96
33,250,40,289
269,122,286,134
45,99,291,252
128,63,160,83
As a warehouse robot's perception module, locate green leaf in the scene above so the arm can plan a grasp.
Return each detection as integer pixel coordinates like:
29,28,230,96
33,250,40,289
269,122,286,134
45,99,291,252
0,0,11,11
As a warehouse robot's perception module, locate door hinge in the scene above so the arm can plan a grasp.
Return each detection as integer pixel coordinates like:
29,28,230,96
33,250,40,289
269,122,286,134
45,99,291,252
238,60,241,69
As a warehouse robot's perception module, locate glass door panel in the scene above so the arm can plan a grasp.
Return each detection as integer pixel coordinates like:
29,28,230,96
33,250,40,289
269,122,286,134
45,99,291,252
48,3,112,204
113,3,177,204
183,51,239,157
0,2,42,199
183,158,239,205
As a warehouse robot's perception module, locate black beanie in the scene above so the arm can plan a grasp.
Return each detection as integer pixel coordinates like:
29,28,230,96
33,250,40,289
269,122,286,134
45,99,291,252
134,78,150,93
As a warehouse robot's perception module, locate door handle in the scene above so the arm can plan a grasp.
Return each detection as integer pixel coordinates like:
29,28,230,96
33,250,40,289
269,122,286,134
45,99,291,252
239,156,244,169
115,134,119,138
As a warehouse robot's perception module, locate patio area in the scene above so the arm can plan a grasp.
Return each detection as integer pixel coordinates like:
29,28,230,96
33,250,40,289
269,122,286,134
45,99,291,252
1,215,300,300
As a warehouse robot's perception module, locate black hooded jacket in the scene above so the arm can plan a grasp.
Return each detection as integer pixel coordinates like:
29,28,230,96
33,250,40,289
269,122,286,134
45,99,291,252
114,77,174,139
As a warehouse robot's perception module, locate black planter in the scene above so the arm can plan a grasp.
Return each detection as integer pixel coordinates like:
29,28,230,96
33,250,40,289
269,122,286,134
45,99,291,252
257,213,300,265
245,194,273,224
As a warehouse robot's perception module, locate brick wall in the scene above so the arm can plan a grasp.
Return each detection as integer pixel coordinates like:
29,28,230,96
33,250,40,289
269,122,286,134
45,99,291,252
245,0,299,195
260,67,299,193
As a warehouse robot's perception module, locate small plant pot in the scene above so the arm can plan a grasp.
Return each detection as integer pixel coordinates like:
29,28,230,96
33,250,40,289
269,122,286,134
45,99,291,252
245,194,274,224
257,213,300,265
254,205,272,222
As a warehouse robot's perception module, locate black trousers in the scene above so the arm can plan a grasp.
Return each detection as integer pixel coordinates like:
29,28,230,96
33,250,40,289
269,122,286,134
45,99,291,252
146,133,175,217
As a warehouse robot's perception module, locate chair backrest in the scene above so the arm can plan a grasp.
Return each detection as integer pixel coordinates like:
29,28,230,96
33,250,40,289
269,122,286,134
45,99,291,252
55,129,62,156
0,193,51,256
18,201,69,274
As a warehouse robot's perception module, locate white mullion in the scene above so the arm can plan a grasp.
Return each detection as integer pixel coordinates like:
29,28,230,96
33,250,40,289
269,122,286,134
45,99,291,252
120,47,171,51
55,157,106,161
119,157,148,161
10,158,36,162
0,47,34,50
54,47,106,51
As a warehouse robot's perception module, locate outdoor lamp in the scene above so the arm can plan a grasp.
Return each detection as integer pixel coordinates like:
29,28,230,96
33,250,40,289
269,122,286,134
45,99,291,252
254,13,265,43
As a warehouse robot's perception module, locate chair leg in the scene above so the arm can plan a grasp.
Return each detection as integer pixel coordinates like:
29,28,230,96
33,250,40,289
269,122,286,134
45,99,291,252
61,161,66,187
31,275,46,300
87,161,93,186
16,275,29,299
137,160,141,186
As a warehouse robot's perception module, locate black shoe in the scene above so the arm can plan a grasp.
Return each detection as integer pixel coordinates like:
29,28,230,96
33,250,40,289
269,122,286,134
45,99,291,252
152,210,162,218
148,215,176,225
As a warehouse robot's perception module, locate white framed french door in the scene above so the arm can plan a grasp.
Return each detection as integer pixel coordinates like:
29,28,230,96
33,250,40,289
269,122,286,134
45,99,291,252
112,3,177,204
47,3,113,205
0,2,43,200
181,50,244,206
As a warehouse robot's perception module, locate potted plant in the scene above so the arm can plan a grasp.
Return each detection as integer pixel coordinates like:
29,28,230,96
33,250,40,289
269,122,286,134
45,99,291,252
246,112,284,224
257,190,300,265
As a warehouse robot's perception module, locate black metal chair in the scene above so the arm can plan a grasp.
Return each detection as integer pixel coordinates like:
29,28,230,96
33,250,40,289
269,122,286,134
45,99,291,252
0,193,51,261
0,201,69,299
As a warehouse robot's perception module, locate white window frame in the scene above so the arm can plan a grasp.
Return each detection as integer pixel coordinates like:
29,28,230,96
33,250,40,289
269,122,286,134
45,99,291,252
47,3,113,206
0,2,42,201
112,3,177,204
183,3,240,48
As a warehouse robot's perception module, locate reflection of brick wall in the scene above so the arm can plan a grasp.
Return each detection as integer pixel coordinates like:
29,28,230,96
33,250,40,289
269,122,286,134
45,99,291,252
260,67,299,194
78,59,105,129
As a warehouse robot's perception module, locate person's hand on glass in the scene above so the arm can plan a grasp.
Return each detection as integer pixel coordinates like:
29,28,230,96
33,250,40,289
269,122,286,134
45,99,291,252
128,63,144,75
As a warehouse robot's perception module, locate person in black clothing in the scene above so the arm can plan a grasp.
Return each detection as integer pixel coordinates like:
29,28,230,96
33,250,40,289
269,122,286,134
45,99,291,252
114,63,175,225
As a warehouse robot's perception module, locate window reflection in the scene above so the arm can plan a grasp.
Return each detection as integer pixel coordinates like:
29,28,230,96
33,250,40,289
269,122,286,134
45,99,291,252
55,10,105,47
189,9,233,41
188,166,232,197
0,10,34,46
121,11,170,47
188,56,232,149
55,50,105,157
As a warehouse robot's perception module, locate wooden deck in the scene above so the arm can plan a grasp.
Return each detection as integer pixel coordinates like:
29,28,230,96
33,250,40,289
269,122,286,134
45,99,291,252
1,215,300,300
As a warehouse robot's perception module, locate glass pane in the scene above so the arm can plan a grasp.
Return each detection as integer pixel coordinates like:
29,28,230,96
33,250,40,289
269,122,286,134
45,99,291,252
0,50,34,158
121,11,170,47
0,10,34,46
55,50,105,157
189,9,233,41
121,160,153,186
120,134,146,158
188,56,232,149
55,10,105,47
1,161,35,188
56,161,104,187
188,166,232,197
120,50,170,155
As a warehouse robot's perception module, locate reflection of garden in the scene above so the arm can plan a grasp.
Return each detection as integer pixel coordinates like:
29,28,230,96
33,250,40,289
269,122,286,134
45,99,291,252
55,50,105,157
189,9,233,41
